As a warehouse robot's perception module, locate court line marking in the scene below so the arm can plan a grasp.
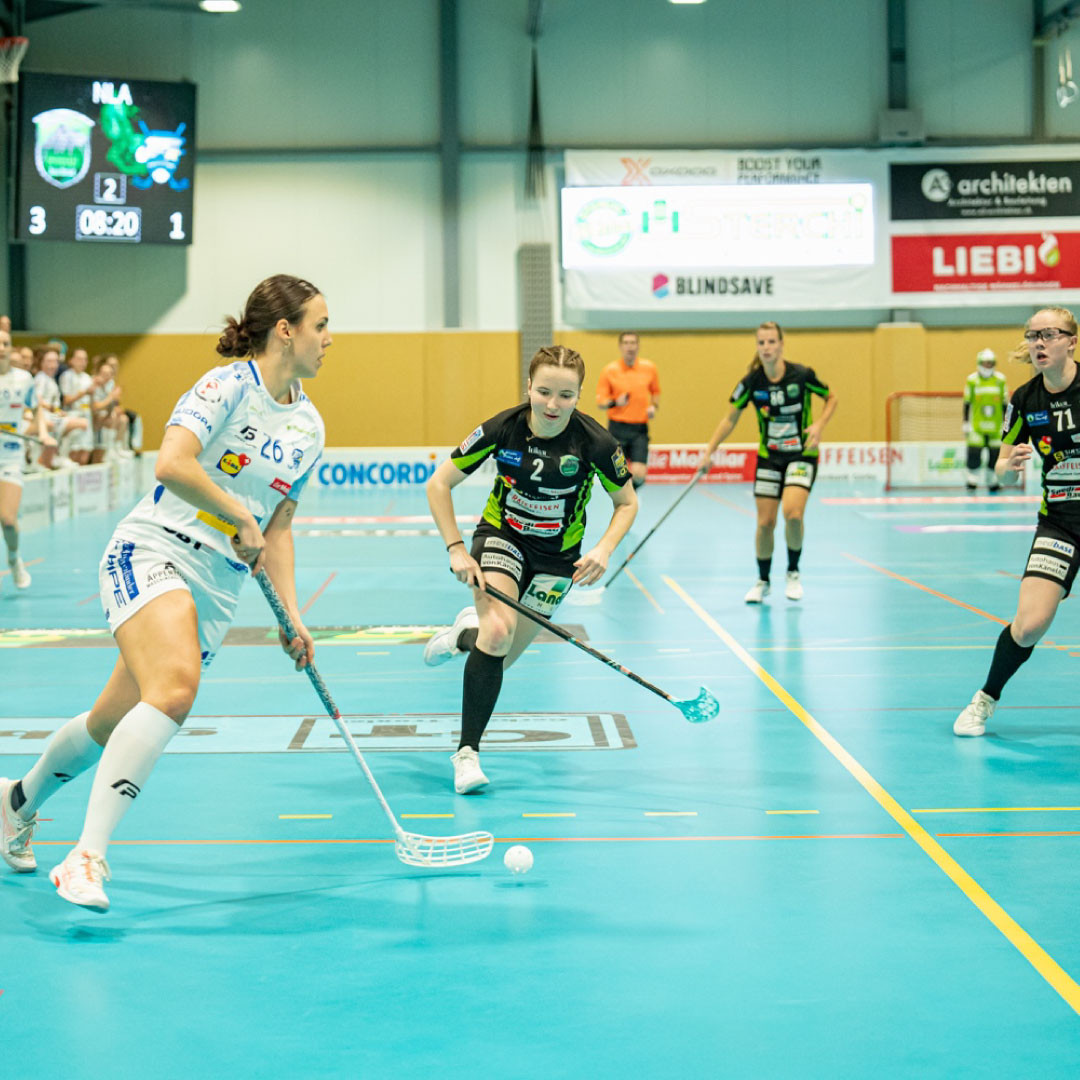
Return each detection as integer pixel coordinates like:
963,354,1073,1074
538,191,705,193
765,810,820,815
643,811,698,817
701,489,755,517
663,573,1080,1016
624,568,665,614
522,812,577,818
0,557,44,579
914,807,1080,814
401,813,454,819
279,814,332,820
300,572,337,616
842,553,1075,655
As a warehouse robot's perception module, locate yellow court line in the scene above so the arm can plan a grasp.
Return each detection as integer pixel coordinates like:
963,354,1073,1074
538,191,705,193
643,811,698,817
701,489,755,517
279,813,333,820
766,810,820,816
522,812,577,818
914,807,1080,814
663,573,1080,1016
401,813,454,819
624,568,665,614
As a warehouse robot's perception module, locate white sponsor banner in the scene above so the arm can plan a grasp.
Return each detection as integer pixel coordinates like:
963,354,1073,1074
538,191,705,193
313,448,495,489
50,470,71,521
72,464,109,515
564,146,1080,311
19,473,50,531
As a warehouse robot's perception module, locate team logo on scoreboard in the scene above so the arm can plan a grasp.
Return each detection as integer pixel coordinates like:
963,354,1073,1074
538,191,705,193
32,108,94,189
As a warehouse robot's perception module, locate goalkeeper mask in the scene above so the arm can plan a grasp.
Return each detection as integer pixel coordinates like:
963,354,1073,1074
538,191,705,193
976,348,996,379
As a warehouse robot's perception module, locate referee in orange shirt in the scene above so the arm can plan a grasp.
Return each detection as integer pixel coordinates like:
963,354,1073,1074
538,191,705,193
596,332,660,488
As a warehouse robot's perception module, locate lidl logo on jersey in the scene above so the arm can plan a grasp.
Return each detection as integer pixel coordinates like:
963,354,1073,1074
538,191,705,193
217,450,251,476
1039,435,1053,456
559,454,580,476
1026,411,1050,427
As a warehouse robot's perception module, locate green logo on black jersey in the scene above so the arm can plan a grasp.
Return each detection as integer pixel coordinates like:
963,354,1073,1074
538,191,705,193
559,455,580,476
787,383,799,397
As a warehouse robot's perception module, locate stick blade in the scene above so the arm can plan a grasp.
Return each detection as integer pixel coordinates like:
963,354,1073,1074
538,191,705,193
673,686,720,724
565,587,605,607
395,829,495,867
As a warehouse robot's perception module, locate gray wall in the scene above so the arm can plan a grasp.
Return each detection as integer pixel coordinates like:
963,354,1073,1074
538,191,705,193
3,0,1077,332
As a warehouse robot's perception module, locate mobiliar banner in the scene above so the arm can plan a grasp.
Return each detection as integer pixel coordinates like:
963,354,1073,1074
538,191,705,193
646,444,755,482
892,231,1080,294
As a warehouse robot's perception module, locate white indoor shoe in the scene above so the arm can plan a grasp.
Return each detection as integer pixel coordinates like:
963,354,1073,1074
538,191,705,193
953,689,996,737
784,571,803,601
450,747,489,794
0,778,38,872
424,606,479,667
744,579,770,604
49,848,111,912
9,558,30,589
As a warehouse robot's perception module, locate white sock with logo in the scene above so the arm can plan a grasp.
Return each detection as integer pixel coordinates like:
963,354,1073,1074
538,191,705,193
15,712,102,819
76,702,179,855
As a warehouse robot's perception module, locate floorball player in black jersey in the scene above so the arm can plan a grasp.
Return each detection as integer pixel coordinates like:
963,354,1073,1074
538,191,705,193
699,322,837,603
424,345,637,793
955,306,1080,736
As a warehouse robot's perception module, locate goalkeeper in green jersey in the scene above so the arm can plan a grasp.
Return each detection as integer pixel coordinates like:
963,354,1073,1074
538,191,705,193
963,348,1009,492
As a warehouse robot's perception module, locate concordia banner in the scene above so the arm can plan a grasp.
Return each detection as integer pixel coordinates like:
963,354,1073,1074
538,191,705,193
564,147,1080,312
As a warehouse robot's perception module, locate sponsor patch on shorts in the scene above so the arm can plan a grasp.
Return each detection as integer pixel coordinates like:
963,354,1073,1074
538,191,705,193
1026,553,1071,580
521,574,572,616
754,480,781,497
479,552,523,580
1033,536,1077,558
757,468,783,481
483,535,524,558
785,461,814,487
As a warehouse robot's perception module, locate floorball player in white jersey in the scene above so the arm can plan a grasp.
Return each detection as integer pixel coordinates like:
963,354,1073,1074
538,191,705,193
0,274,331,911
0,327,52,592
58,347,96,465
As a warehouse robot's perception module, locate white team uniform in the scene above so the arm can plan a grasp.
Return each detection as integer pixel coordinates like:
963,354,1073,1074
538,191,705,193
92,377,116,447
98,360,325,667
0,367,35,487
33,372,65,436
59,368,94,450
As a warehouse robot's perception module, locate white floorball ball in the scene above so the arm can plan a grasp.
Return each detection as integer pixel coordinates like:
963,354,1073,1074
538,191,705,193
504,844,534,874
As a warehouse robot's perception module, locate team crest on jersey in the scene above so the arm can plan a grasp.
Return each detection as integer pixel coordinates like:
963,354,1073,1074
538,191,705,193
559,454,580,476
217,450,251,476
787,383,799,396
195,377,222,404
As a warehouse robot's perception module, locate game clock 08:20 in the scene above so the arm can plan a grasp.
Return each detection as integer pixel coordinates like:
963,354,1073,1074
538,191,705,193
15,72,196,246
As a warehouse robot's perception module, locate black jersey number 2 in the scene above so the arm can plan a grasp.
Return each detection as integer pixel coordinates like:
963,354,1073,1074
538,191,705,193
1054,408,1076,432
531,457,543,481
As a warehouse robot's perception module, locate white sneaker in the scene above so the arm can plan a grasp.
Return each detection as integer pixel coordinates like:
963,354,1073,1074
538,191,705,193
9,558,30,589
451,747,489,794
424,606,479,667
744,580,770,604
785,571,803,601
49,848,111,912
953,689,996,737
0,778,38,872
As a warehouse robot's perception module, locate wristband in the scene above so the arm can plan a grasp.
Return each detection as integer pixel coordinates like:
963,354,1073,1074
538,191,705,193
446,540,465,551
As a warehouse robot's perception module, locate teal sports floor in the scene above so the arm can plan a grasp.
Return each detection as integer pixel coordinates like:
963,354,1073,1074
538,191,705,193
3,474,1080,1078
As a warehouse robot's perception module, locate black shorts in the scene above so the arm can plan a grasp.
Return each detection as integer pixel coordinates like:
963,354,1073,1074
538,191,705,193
470,524,575,615
753,454,817,500
1022,519,1080,597
608,420,649,465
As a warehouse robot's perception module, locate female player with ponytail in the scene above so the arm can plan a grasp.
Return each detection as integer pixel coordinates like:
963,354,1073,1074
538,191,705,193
699,322,836,603
424,345,637,794
0,275,331,910
955,307,1080,736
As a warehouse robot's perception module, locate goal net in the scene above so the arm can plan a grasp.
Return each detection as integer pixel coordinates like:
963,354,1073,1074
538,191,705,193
885,391,968,489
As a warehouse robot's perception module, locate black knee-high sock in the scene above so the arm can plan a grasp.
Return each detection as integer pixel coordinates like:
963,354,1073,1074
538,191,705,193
982,624,1034,700
459,647,504,751
787,547,801,572
456,627,478,653
757,557,771,582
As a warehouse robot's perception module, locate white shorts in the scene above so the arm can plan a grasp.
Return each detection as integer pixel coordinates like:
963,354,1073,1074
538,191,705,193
66,415,94,451
99,533,246,669
0,458,24,488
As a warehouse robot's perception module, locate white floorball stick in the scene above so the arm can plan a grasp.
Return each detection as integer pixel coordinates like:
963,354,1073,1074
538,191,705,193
256,570,494,868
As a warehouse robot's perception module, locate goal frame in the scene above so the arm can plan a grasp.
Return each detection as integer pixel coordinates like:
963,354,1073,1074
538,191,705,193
885,390,966,491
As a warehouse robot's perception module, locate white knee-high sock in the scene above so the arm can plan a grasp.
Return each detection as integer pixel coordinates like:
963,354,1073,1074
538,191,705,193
76,702,179,855
15,712,102,819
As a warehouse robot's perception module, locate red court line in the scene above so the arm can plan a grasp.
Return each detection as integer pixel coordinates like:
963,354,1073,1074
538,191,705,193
844,552,1076,654
77,592,99,606
300,572,337,616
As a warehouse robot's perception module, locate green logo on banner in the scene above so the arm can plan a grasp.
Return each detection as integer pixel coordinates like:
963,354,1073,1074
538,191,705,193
33,108,94,189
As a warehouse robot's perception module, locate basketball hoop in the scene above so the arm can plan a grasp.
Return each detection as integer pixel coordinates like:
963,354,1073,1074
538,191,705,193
0,36,28,85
